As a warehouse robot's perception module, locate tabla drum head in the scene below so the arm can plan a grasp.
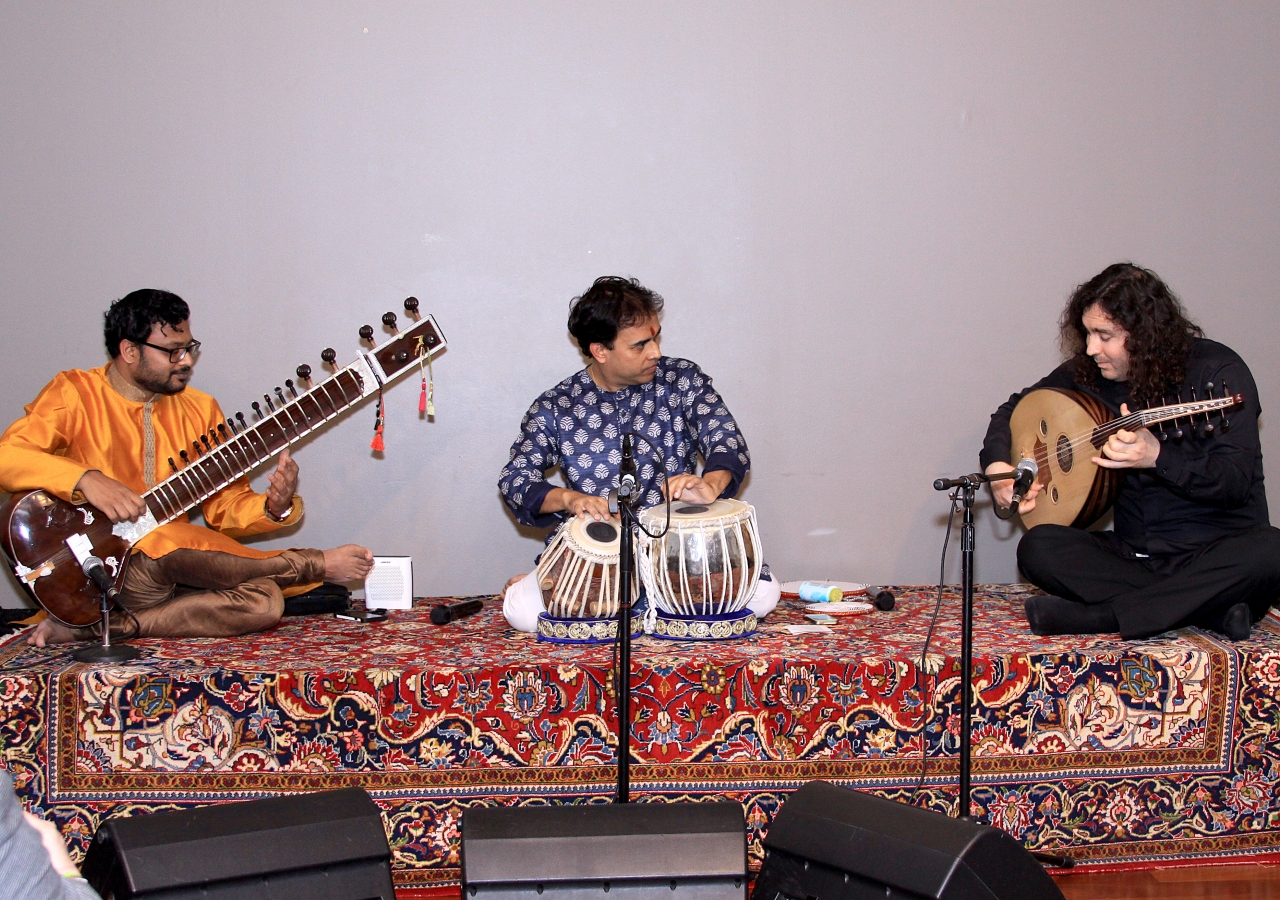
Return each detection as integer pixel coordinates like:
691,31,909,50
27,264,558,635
640,497,750,526
568,515,621,556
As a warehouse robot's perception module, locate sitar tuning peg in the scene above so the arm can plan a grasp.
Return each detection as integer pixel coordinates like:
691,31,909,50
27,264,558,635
208,428,220,446
252,401,263,420
359,325,375,344
382,311,398,332
193,440,204,457
217,423,229,442
169,457,178,473
295,364,312,384
201,434,213,452
236,412,248,432
404,296,420,318
275,387,287,407
285,379,297,398
180,449,190,465
321,349,337,368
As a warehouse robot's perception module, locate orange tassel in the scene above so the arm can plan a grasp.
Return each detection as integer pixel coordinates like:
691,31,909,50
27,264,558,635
371,390,385,451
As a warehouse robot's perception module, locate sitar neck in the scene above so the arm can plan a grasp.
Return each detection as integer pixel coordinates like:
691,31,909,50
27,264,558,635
140,314,445,526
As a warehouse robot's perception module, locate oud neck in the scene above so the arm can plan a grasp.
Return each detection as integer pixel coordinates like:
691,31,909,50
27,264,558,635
1134,394,1242,429
142,361,374,526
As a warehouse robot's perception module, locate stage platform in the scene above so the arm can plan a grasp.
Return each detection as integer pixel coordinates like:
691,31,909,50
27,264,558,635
3,585,1280,891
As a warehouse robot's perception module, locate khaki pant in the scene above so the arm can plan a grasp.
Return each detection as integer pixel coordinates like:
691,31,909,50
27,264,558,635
78,547,325,640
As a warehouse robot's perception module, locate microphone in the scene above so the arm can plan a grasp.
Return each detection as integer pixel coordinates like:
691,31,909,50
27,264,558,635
865,586,895,611
81,556,119,601
1009,458,1039,510
430,597,483,625
619,433,638,503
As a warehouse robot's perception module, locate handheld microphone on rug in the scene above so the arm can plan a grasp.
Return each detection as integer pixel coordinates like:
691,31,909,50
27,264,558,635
81,557,119,601
430,597,484,625
865,586,895,611
1009,458,1039,511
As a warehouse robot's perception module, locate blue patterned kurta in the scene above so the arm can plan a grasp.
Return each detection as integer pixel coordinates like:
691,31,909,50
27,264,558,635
499,357,750,529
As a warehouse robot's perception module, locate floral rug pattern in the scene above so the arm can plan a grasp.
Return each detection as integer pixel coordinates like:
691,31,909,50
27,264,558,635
3,586,1279,888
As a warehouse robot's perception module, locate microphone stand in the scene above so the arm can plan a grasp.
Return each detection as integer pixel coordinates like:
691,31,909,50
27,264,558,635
612,437,639,804
931,469,1072,868
73,582,140,664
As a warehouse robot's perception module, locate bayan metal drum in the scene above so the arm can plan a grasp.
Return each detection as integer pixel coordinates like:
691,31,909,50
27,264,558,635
534,516,641,644
636,498,762,640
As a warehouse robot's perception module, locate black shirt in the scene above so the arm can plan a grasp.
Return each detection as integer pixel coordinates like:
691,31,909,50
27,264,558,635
981,338,1269,560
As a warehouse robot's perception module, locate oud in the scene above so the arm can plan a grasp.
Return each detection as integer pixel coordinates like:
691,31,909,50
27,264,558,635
1,304,445,627
1009,386,1242,529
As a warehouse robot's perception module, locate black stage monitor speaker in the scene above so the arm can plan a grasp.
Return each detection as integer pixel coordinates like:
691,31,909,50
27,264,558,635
753,782,1065,900
82,787,395,900
462,801,747,900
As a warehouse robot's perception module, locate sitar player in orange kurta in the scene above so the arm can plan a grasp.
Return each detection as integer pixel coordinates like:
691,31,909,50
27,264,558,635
0,289,374,646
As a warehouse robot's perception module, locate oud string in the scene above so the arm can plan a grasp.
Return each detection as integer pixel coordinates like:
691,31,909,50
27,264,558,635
1041,399,1230,462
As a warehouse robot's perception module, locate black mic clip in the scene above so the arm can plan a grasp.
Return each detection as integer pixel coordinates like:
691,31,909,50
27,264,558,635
81,556,120,602
1008,458,1040,513
617,433,639,510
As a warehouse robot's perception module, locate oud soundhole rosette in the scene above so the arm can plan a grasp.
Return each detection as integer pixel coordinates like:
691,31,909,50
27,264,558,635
1056,434,1073,473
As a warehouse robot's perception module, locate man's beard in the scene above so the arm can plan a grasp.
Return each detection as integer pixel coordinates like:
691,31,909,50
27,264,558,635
135,365,191,395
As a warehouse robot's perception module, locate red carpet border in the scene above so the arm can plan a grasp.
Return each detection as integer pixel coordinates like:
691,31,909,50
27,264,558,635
2,586,1279,889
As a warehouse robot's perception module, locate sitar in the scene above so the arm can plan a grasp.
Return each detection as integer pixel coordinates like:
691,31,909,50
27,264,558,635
1009,386,1242,529
1,310,445,627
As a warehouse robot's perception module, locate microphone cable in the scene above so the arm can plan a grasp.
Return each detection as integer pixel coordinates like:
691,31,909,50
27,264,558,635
908,489,961,808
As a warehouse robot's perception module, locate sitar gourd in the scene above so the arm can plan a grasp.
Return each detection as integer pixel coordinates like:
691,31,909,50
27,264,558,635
1009,384,1243,529
1,302,445,627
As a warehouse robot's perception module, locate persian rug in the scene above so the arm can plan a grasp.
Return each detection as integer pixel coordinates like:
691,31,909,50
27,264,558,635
3,586,1279,890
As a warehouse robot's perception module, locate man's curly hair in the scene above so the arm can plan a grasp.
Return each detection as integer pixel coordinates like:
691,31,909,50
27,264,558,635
1060,263,1203,403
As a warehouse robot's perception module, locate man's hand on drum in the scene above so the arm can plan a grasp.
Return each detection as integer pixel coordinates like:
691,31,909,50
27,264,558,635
984,461,1043,513
542,487,615,521
664,470,731,505
1092,403,1161,470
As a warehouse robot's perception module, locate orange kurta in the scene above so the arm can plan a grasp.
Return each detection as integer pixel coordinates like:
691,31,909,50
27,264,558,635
0,365,302,560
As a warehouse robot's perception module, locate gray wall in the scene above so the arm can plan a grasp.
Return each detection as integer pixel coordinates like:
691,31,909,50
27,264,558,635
2,3,1277,607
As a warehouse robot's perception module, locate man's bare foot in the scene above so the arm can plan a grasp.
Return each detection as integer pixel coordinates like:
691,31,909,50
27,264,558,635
503,573,528,595
323,545,375,583
26,617,81,647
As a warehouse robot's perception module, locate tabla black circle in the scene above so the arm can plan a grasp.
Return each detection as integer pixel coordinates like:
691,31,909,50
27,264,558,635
585,521,619,543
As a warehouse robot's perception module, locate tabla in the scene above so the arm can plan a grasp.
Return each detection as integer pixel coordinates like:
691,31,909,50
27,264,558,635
636,498,761,641
534,515,641,644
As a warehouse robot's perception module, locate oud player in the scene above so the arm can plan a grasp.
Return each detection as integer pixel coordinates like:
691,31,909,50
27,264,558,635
982,263,1280,641
497,275,779,629
0,289,374,646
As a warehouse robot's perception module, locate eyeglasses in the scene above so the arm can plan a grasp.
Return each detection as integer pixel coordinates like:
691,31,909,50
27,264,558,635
139,340,202,363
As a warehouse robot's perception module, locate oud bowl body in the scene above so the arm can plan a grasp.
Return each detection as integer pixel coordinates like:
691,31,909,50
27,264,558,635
1009,388,1120,530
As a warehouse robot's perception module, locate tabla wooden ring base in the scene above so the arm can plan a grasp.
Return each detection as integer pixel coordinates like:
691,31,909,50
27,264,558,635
536,611,643,644
649,607,757,642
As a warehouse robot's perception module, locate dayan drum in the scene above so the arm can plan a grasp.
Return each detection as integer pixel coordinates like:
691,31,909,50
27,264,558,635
534,516,642,644
636,498,761,641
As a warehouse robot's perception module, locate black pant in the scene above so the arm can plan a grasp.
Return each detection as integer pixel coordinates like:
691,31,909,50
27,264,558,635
1016,524,1280,640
